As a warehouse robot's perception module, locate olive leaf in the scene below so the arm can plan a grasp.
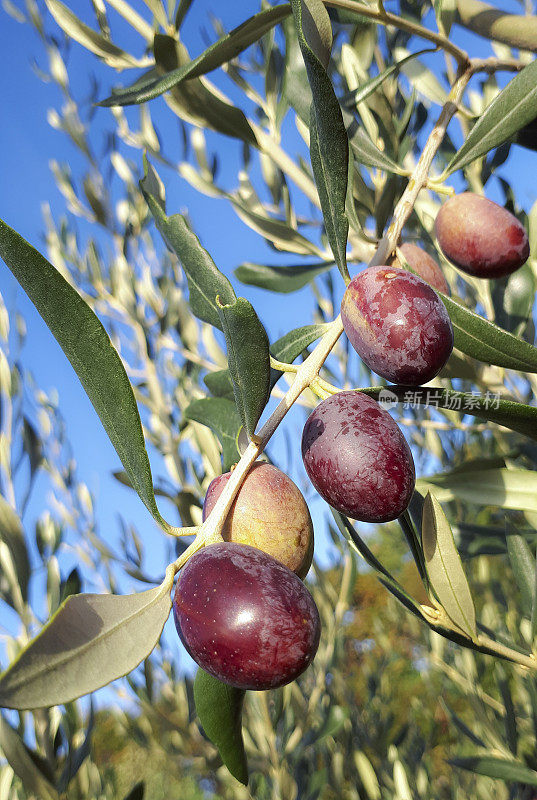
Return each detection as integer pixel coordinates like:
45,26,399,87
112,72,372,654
0,495,30,604
204,322,331,399
491,262,535,338
0,568,174,709
421,492,477,639
217,297,271,439
44,0,149,69
448,755,537,787
194,669,248,785
341,47,436,109
234,260,334,293
99,5,291,106
360,386,537,442
440,292,537,373
418,469,537,513
291,0,349,280
506,527,535,618
446,57,537,175
141,163,236,331
184,398,242,471
0,218,173,535
0,715,58,800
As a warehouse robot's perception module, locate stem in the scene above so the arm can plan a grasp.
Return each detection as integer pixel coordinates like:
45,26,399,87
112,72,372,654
324,0,470,66
173,316,344,574
476,634,537,671
386,66,473,251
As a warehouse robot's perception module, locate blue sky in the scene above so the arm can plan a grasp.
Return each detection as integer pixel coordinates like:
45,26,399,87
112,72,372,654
1,0,537,686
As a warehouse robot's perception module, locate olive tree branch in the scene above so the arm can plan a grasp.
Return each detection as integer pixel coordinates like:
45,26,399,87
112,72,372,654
173,52,529,574
172,65,478,572
323,0,470,66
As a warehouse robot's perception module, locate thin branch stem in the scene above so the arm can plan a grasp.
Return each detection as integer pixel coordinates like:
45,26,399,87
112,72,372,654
173,316,344,574
324,0,470,66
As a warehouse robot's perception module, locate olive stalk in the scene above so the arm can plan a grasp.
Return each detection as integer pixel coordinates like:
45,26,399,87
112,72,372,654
323,0,470,66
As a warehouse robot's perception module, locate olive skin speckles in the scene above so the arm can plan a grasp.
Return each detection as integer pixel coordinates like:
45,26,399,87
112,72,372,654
341,266,454,386
173,542,321,691
301,391,415,523
435,193,529,279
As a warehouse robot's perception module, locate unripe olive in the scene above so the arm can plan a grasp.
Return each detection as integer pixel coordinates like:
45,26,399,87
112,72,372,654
203,463,314,578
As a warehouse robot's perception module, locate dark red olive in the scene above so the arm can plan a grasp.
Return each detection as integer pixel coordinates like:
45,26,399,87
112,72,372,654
173,542,320,690
341,265,453,385
301,391,415,523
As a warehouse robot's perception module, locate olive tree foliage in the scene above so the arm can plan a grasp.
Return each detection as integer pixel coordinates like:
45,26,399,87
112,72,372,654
2,0,537,796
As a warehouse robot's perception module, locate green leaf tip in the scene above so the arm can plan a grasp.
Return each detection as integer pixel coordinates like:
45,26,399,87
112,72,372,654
194,669,248,785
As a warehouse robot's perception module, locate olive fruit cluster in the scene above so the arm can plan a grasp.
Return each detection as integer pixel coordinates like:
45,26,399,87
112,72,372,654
173,193,530,690
173,466,320,691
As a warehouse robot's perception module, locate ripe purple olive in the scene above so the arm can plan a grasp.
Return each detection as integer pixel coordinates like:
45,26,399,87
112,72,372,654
173,542,321,691
435,192,529,279
340,265,454,385
202,463,314,578
301,391,415,523
392,242,450,295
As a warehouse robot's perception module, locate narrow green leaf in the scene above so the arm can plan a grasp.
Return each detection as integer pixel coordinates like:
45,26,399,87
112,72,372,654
346,112,406,174
141,168,235,330
230,201,320,256
234,260,333,293
150,34,257,146
203,370,235,400
332,511,424,619
0,496,30,603
99,5,291,106
360,386,537,442
441,701,486,748
194,668,248,785
312,706,349,743
44,0,147,69
217,297,271,439
498,670,518,756
271,322,332,365
291,0,349,279
341,48,436,109
58,702,94,792
422,492,477,638
418,469,537,513
0,715,58,800
0,569,174,709
0,219,170,533
449,755,537,787
441,292,537,373
506,529,535,617
204,323,331,399
184,398,241,471
447,59,537,175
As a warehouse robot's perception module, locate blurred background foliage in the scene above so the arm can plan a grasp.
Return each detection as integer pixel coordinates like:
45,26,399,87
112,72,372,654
1,0,537,797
